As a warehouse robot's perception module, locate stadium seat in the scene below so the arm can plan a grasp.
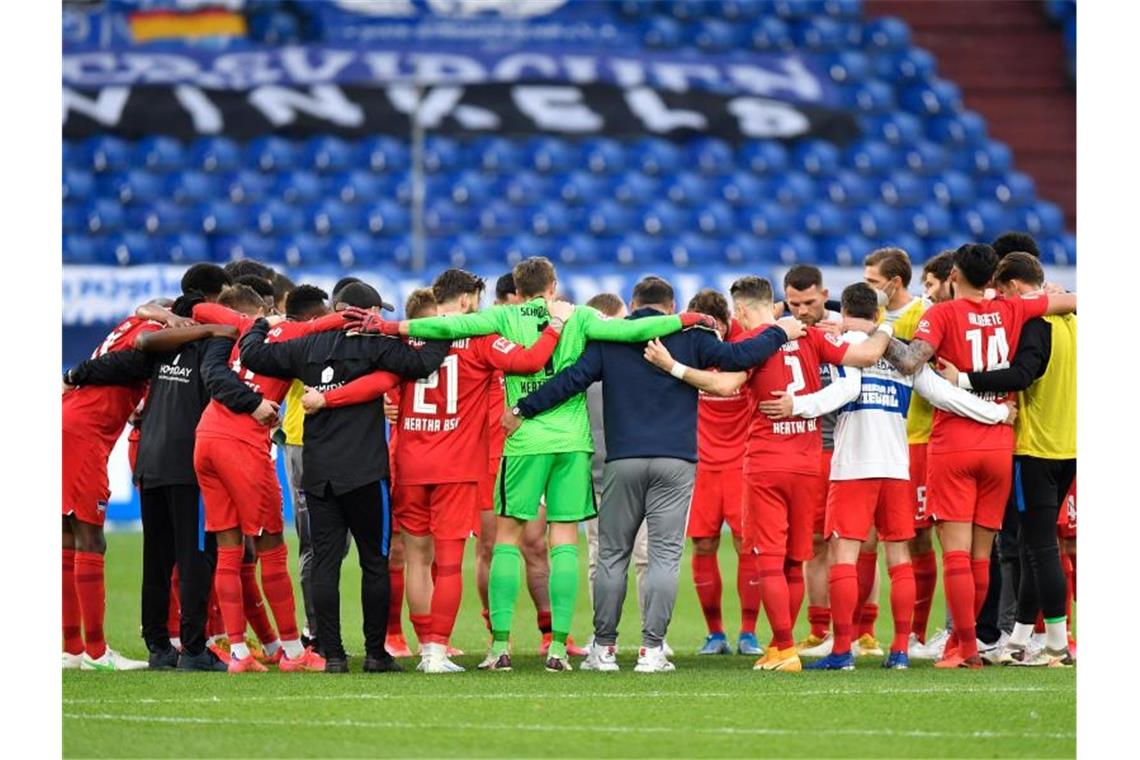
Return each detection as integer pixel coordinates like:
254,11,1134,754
818,234,874,266
878,171,925,207
194,201,248,236
906,202,953,238
773,234,819,264
691,18,745,52
211,233,275,265
357,136,410,173
63,168,96,203
273,171,325,205
556,171,609,206
363,200,411,236
612,172,660,206
63,203,86,235
860,111,923,147
640,200,692,236
926,111,989,147
84,135,131,173
771,172,817,206
928,170,977,208
798,201,847,236
64,234,99,264
667,233,718,267
503,234,552,267
853,202,901,238
167,171,222,205
843,79,895,114
958,200,1016,240
791,139,842,176
861,16,911,51
523,137,575,174
580,138,628,175
327,170,390,205
665,173,714,206
640,15,684,48
749,16,793,50
615,234,665,266
773,0,814,20
470,137,522,174
631,137,682,176
903,141,950,176
844,139,896,175
528,202,572,237
1022,200,1066,239
739,202,795,236
133,136,185,172
104,233,156,266
822,170,874,206
245,136,298,172
104,170,163,204
448,170,497,206
721,233,776,266
687,138,735,176
550,234,602,266
790,16,846,51
160,233,209,264
1040,234,1076,266
83,199,125,234
738,140,790,174
131,200,188,235
503,172,552,206
308,200,364,236
696,201,737,235
899,78,963,116
715,0,764,21
979,171,1037,206
302,136,353,173
222,170,274,205
821,50,871,84
188,137,242,173
873,47,937,84
957,140,1014,176
479,201,525,236
586,200,636,236
277,234,334,268
252,200,302,235
423,136,464,174
717,171,770,207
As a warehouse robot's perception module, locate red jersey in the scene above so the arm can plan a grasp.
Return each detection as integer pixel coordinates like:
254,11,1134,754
697,321,752,470
743,326,850,475
486,370,507,461
914,294,1049,453
193,304,346,449
62,316,162,450
395,332,557,485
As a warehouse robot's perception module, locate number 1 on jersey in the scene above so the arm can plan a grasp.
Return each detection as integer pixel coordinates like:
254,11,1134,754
413,354,459,415
965,327,1010,372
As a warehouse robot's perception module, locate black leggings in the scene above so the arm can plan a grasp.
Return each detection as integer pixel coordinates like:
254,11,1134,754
1013,457,1076,624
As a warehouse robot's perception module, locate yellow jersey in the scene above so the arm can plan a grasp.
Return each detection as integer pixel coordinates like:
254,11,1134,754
1015,314,1076,459
883,297,934,445
282,380,304,446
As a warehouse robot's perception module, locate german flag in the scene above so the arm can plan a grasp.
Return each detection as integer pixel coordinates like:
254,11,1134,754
129,8,247,43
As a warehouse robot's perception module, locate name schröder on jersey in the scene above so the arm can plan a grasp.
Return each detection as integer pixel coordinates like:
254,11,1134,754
772,418,818,435
403,415,462,433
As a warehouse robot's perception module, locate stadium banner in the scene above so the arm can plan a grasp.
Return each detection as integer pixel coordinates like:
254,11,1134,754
62,46,838,104
63,82,859,143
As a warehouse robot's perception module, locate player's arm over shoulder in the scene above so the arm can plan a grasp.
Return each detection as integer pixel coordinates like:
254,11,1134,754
580,305,681,342
1026,291,1076,317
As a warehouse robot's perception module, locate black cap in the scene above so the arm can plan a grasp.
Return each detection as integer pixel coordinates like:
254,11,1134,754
334,282,395,312
495,272,516,302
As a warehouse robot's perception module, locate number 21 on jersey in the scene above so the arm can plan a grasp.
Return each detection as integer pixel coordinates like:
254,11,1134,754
965,327,1010,372
413,354,458,415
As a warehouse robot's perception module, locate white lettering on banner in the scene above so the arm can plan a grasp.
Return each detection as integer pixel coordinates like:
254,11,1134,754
206,52,281,89
410,53,487,83
727,59,822,101
63,52,123,87
562,55,599,83
493,53,560,82
339,0,417,16
173,85,224,133
610,58,646,88
279,47,357,83
625,88,706,132
62,87,130,126
122,53,202,85
654,62,720,93
512,86,602,131
248,85,366,127
727,97,811,139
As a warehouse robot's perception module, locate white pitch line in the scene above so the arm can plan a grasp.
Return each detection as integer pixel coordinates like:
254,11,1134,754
61,685,1060,706
62,713,1076,742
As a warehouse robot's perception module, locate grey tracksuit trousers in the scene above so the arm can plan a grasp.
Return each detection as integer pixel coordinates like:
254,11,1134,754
593,457,695,649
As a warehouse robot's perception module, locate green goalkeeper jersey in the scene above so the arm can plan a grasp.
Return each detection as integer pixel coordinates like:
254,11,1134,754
407,297,683,456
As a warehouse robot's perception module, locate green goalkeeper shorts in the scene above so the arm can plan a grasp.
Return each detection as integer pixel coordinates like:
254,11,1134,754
494,452,597,523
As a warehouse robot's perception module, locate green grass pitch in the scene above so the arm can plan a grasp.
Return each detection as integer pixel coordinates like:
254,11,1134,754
63,532,1075,758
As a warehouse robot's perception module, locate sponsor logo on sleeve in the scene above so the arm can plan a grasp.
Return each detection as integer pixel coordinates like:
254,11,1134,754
492,337,515,354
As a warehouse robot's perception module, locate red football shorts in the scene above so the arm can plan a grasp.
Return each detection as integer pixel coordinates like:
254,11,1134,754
393,481,479,540
195,437,283,536
480,457,501,512
62,430,111,526
1058,478,1077,539
687,466,744,539
926,449,1012,530
742,471,814,561
811,449,833,535
825,478,916,543
909,443,931,529
127,428,140,475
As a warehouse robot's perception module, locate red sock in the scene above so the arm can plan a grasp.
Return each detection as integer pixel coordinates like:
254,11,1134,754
215,546,247,646
410,613,432,645
388,564,405,637
241,559,277,645
167,566,181,640
258,544,299,642
537,609,553,636
62,549,84,656
1035,611,1045,634
481,607,492,633
206,588,224,639
692,553,724,634
784,559,805,630
828,563,858,655
1068,552,1076,601
74,552,107,659
738,552,760,634
808,605,831,639
856,551,877,608
887,563,915,654
942,551,977,659
911,550,937,642
429,539,466,645
858,603,879,639
971,558,990,619
1061,551,1074,622
757,555,793,650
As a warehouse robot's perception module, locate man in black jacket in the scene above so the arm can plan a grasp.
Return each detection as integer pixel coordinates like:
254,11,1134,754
238,282,450,673
63,296,242,671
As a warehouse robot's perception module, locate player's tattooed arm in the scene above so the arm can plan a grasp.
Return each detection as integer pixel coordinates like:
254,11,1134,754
643,339,747,397
135,324,238,353
882,335,935,375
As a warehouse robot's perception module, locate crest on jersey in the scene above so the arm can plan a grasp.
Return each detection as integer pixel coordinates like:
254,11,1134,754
492,337,515,354
321,366,334,384
824,333,843,346
918,319,930,332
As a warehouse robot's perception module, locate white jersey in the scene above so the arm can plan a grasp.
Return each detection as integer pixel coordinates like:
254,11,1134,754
791,331,1009,481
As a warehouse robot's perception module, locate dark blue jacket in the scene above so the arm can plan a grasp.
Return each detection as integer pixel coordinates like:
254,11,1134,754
516,309,788,463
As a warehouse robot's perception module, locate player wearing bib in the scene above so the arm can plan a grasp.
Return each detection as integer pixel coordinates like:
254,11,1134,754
886,243,1077,668
649,276,894,673
343,257,707,671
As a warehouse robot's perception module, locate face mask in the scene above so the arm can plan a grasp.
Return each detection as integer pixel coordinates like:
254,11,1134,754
875,288,889,308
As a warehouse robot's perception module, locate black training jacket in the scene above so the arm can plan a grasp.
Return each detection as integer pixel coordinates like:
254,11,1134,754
238,319,449,496
66,337,255,488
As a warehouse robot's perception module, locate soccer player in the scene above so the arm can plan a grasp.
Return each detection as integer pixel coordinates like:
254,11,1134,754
684,289,762,657
237,283,450,674
345,257,714,671
643,276,894,672
934,253,1076,666
757,283,1014,671
307,269,570,673
512,276,800,672
884,243,1076,668
921,251,955,305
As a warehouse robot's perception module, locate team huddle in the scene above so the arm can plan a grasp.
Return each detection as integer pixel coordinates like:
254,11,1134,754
61,232,1077,674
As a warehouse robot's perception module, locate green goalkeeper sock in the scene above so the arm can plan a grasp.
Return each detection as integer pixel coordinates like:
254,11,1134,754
549,543,580,659
489,544,522,654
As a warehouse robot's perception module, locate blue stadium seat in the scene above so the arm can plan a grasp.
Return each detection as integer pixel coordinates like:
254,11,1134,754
273,170,325,205
798,201,847,236
882,233,926,262
503,234,552,267
612,172,660,206
357,136,410,173
861,16,911,51
523,137,575,174
739,202,794,236
739,140,789,174
194,201,248,236
818,234,874,266
63,168,96,203
133,136,185,172
167,171,222,205
160,233,209,264
791,16,846,51
550,234,602,266
447,170,497,206
717,171,769,207
251,200,301,235
104,233,156,266
64,234,99,264
721,234,776,266
470,137,522,174
103,170,164,204
906,202,953,238
924,234,970,257
844,139,896,175
308,200,364,236
423,135,464,174
479,201,525,236
131,201,188,235
363,200,411,236
958,200,1016,240
665,173,713,206
860,111,923,147
956,140,1014,176
666,234,719,267
63,203,86,234
979,171,1037,206
903,141,950,176
878,171,925,207
844,79,896,114
223,170,274,205
691,18,745,52
84,199,125,234
212,233,275,265
749,16,793,50
640,16,684,48
1040,234,1076,266
84,136,131,173
773,0,813,19
444,234,495,269
696,201,737,236
773,234,819,264
688,138,735,176
666,0,707,21
899,78,963,116
188,137,242,173
277,234,334,268
852,202,901,238
63,141,84,170
873,47,937,84
640,201,692,237
631,137,682,176
1022,200,1065,239
615,234,665,266
245,137,298,172
715,0,764,21
822,170,874,205
528,202,572,237
792,139,841,176
586,200,636,236
556,171,609,206
821,51,871,84
580,138,628,175
771,172,817,206
928,171,977,208
926,111,989,147
302,136,353,173
329,234,380,269
326,170,388,205
503,172,552,206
